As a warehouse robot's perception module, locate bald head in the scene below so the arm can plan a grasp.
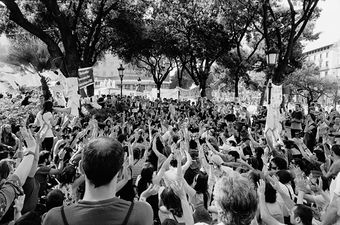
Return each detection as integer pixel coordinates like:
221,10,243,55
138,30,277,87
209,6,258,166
82,137,124,188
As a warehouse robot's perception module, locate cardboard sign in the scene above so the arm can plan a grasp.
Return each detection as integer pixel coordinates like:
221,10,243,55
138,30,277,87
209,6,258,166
78,67,94,89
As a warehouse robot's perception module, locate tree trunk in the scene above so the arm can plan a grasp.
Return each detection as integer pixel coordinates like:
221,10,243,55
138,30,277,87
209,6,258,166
157,84,161,99
200,81,207,97
234,77,239,98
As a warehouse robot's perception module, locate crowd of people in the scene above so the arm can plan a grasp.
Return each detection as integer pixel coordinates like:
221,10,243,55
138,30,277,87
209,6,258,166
1,91,340,225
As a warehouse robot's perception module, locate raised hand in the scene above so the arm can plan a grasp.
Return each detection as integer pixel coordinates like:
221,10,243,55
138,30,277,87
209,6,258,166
20,126,36,149
141,184,160,199
170,180,185,199
14,194,25,213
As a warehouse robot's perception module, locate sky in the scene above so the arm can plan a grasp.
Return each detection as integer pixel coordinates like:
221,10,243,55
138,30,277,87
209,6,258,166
304,0,340,51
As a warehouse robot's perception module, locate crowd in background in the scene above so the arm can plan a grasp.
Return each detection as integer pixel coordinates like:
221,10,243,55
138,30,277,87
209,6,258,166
1,92,340,225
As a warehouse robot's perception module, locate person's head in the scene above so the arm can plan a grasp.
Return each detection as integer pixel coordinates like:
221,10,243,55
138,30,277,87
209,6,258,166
38,151,51,165
161,219,178,225
1,124,12,134
290,204,313,225
43,101,53,114
265,182,277,203
81,137,124,188
161,187,183,218
213,173,258,225
276,170,292,184
227,151,240,162
0,160,11,181
270,157,288,170
46,189,64,211
313,149,325,163
331,144,340,159
193,206,212,225
334,116,340,125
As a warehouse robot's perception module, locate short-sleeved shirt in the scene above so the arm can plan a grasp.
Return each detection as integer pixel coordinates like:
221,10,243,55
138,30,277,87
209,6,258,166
0,175,22,221
43,197,153,225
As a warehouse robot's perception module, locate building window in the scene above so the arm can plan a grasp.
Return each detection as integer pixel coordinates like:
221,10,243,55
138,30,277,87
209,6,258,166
326,52,329,58
325,71,328,77
326,61,329,67
320,53,322,59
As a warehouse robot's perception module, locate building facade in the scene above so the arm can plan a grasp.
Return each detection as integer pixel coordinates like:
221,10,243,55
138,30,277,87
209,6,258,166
304,40,340,80
93,54,171,95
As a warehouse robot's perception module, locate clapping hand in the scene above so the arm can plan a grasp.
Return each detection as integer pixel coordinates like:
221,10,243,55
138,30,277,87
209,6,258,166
141,184,160,199
20,126,36,150
170,180,186,199
14,195,25,213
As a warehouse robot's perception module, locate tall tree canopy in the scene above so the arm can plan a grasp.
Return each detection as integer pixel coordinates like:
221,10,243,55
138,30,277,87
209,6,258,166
257,0,321,84
285,62,337,108
0,0,142,79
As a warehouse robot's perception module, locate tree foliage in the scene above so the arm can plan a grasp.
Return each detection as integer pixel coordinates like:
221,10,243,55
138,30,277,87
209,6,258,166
257,0,321,84
0,0,142,79
285,62,337,107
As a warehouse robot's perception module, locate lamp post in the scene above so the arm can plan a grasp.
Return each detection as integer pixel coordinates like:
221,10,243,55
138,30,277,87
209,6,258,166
118,64,125,98
137,77,142,92
265,49,279,105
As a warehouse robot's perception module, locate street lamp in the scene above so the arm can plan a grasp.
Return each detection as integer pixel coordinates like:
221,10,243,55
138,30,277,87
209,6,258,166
118,64,125,98
265,49,279,104
137,77,142,92
266,49,279,66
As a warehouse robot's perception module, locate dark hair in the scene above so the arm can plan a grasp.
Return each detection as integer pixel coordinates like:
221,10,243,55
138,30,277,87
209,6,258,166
170,159,178,167
161,219,178,225
42,101,53,114
0,161,10,180
60,165,76,185
133,148,141,160
271,157,288,170
46,189,64,211
313,150,325,163
194,171,209,209
137,164,154,196
161,187,183,217
189,140,197,150
265,182,277,203
255,147,264,158
276,170,292,184
293,204,313,225
228,151,240,162
332,145,340,157
117,134,126,143
82,137,124,188
38,151,50,164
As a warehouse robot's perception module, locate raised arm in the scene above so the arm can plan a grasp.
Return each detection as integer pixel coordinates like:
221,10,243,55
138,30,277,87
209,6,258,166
258,179,285,225
14,127,36,185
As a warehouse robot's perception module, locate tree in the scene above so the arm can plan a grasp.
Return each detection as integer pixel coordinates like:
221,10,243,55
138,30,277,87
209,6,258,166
111,5,176,98
170,69,194,89
0,36,52,100
216,0,264,98
148,0,236,97
257,0,321,84
0,0,142,95
285,62,337,109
